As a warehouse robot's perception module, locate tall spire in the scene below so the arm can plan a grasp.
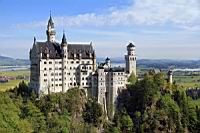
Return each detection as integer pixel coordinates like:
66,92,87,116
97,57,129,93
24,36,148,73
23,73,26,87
62,30,67,44
33,36,36,44
48,11,54,28
46,11,56,42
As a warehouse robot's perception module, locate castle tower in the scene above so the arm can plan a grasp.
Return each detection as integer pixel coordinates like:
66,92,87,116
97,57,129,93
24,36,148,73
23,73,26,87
125,42,137,76
61,32,68,92
105,57,111,68
168,70,173,84
46,14,56,42
97,67,107,115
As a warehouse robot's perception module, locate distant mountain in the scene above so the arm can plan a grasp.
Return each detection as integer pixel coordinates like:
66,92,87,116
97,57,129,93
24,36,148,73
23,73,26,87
97,57,200,69
137,59,200,69
0,55,30,66
0,55,13,60
0,55,199,69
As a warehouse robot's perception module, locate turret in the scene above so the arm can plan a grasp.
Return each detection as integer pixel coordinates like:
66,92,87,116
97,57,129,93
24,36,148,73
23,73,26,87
105,57,111,68
46,13,56,42
168,70,173,84
33,36,36,45
125,42,137,76
61,31,67,47
61,32,68,92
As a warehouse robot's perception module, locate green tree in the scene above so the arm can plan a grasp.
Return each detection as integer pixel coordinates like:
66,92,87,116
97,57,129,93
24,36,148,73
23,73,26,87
83,98,103,126
0,93,33,133
119,113,134,132
128,72,137,85
22,100,46,133
47,112,70,133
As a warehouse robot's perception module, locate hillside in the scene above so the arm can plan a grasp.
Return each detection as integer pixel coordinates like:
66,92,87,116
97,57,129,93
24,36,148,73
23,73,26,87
98,57,200,69
0,55,29,66
137,59,200,69
0,55,199,69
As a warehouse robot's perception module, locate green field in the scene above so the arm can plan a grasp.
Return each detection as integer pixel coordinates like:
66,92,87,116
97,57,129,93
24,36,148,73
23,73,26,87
0,70,30,91
0,80,22,91
137,68,200,89
0,70,30,77
173,76,200,88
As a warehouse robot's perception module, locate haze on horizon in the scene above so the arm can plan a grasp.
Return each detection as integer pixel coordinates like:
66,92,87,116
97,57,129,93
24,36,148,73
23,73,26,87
0,0,200,60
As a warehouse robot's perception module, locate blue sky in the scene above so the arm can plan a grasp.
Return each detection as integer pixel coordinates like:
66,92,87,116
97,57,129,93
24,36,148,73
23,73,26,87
0,0,200,59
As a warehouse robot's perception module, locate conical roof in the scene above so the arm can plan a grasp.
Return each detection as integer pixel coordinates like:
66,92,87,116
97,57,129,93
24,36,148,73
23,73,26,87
127,42,135,48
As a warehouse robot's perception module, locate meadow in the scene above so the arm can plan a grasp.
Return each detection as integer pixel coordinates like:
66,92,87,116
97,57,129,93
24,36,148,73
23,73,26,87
0,69,199,91
173,75,200,88
0,70,30,77
0,70,30,91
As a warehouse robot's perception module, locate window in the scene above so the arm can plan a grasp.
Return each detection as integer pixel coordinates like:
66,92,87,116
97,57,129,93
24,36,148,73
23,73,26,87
44,61,47,64
44,79,47,82
49,61,52,64
49,68,52,70
59,79,62,81
51,78,54,81
44,74,47,76
59,61,62,64
82,83,84,85
59,84,62,86
71,61,74,64
44,68,47,70
76,61,79,64
51,73,54,76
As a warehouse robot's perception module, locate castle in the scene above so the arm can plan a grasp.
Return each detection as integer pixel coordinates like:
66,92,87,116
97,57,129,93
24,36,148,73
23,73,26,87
29,15,137,117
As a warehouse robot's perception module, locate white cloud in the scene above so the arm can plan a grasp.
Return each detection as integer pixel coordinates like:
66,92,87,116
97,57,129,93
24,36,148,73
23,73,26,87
16,0,200,31
73,29,132,37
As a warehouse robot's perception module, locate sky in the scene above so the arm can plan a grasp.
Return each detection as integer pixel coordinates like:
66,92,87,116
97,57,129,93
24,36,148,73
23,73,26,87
0,0,200,59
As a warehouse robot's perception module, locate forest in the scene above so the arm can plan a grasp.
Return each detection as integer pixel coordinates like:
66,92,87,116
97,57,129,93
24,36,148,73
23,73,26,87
1,72,200,133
